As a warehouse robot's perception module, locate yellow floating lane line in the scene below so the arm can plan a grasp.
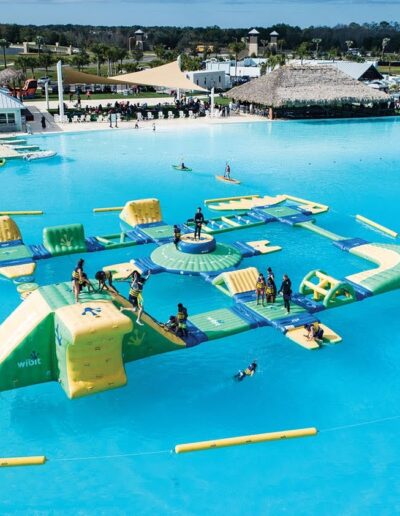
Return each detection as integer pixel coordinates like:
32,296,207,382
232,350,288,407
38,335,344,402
174,427,317,454
0,210,43,216
356,214,398,238
93,207,124,213
0,456,47,467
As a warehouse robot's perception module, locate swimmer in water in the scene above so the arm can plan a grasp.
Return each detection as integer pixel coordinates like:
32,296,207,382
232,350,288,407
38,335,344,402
234,361,257,381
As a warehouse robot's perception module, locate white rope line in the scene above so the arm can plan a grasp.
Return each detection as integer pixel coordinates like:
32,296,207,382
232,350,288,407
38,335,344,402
320,414,400,433
52,449,171,463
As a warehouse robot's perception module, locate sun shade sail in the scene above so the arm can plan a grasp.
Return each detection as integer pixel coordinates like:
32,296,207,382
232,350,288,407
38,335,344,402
62,67,123,85
111,60,209,92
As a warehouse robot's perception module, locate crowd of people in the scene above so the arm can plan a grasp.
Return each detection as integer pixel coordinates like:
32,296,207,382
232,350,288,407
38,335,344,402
62,95,219,123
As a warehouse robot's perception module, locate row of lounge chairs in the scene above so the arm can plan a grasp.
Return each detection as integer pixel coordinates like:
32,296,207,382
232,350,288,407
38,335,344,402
54,110,210,124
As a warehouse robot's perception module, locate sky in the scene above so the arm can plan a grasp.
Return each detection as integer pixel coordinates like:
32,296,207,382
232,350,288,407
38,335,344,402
1,0,400,27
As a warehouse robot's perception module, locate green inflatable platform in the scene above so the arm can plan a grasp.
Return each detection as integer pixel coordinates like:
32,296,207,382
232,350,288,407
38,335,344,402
151,243,242,273
189,308,251,339
43,223,87,256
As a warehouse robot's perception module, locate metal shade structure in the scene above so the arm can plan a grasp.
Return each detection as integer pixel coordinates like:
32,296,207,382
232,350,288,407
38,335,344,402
111,60,209,92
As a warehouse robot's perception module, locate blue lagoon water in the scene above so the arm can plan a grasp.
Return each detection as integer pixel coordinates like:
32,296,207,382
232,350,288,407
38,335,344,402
1,119,400,514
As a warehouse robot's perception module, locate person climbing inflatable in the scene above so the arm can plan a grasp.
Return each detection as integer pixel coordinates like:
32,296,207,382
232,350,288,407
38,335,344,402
71,258,94,303
234,361,257,381
305,322,324,342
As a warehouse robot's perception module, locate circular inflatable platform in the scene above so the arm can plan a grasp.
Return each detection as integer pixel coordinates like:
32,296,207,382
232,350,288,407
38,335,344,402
178,233,216,254
151,242,242,274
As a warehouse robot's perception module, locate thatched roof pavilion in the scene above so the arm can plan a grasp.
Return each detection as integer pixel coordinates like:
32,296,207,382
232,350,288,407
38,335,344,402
228,65,391,119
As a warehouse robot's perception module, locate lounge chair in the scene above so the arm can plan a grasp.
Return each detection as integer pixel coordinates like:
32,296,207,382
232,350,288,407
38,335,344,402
85,114,91,122
136,113,143,121
179,111,185,119
168,111,174,119
158,111,165,120
147,112,154,120
72,115,79,123
97,115,103,122
188,110,194,119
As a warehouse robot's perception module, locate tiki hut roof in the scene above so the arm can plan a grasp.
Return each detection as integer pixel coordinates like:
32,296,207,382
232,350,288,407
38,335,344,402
228,64,389,108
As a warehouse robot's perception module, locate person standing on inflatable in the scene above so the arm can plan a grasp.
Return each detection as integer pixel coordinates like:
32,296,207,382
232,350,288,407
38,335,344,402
194,207,205,240
224,162,231,179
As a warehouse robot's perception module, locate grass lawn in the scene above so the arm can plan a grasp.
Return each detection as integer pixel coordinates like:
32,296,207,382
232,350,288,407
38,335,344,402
378,66,400,75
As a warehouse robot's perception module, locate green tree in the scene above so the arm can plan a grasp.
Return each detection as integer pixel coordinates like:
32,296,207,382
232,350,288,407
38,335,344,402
154,44,166,60
38,51,55,75
0,39,10,68
381,37,390,59
14,55,29,74
131,48,143,63
90,43,107,75
296,42,309,64
35,35,45,54
24,56,39,76
71,52,90,71
327,48,338,62
312,38,322,57
229,40,246,81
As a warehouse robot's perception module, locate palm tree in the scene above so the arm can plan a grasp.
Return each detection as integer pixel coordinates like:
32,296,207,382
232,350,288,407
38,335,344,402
90,43,107,76
71,52,90,71
24,56,39,76
229,40,246,82
131,48,143,64
296,42,309,64
312,38,322,57
38,51,55,75
14,55,29,74
381,38,391,59
0,39,10,68
345,40,353,53
35,35,45,54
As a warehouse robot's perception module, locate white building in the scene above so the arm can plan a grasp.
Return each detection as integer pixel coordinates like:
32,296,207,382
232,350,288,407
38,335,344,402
185,70,230,90
0,91,24,132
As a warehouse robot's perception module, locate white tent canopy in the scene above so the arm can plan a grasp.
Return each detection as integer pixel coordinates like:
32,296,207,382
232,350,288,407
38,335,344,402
111,60,209,92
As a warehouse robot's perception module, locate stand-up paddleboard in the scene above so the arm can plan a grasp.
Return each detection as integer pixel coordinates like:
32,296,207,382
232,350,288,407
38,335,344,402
172,165,192,171
215,175,241,185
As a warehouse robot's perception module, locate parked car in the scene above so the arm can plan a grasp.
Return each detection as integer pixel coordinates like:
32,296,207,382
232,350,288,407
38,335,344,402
37,76,50,86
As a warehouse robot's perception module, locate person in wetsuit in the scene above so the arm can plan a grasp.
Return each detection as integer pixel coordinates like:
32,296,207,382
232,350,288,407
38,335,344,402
234,361,257,381
173,225,181,248
279,274,292,314
194,207,205,240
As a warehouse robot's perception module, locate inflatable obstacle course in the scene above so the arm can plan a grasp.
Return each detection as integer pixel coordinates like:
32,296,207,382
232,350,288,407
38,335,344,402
0,283,186,398
300,270,357,309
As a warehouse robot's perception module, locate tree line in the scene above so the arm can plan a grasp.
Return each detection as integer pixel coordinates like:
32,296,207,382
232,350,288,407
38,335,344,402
1,21,400,54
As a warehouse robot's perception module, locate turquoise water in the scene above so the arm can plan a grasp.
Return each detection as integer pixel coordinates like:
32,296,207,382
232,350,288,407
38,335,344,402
1,119,400,514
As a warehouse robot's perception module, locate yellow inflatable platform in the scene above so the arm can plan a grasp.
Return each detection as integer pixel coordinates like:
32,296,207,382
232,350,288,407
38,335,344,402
286,324,342,350
213,267,260,296
0,215,22,243
120,198,162,228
